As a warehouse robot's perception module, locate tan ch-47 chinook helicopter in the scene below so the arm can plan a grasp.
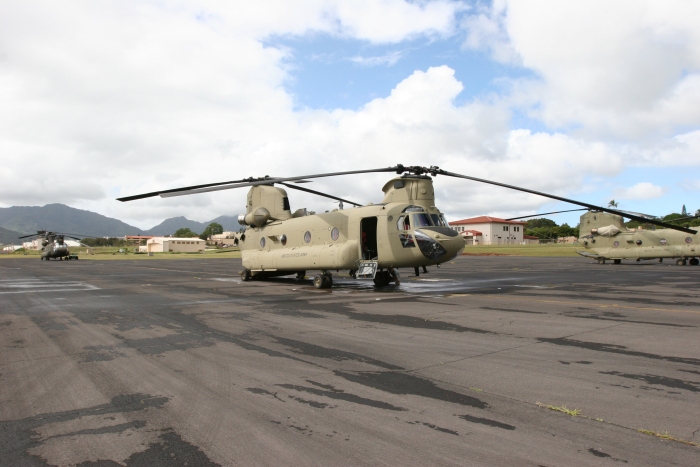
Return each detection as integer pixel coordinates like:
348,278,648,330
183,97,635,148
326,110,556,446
119,165,698,287
18,231,83,261
508,209,699,266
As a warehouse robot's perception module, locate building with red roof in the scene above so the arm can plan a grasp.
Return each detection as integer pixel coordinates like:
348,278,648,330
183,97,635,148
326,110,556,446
449,216,527,245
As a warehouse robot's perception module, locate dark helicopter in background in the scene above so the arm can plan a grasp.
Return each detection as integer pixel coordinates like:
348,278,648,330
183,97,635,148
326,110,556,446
18,231,84,261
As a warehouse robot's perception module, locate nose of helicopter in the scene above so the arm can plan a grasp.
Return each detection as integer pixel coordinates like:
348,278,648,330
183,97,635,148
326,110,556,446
414,228,465,262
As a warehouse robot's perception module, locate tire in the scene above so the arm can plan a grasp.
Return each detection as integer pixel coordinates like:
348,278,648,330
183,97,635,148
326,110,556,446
323,273,333,288
313,274,325,289
241,269,251,281
689,258,699,266
373,271,390,287
597,258,605,265
296,271,306,280
613,259,621,264
676,259,686,266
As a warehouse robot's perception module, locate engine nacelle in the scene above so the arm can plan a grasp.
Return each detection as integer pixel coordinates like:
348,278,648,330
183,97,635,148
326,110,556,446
239,207,271,227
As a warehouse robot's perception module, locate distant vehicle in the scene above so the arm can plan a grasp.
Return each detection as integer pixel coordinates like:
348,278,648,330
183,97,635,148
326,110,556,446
18,231,84,261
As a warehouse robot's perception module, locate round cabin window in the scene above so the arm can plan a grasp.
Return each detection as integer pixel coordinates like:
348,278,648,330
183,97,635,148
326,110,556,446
635,240,642,245
613,241,619,247
280,234,287,246
260,237,266,248
304,231,311,243
686,237,693,244
331,227,339,241
659,238,667,245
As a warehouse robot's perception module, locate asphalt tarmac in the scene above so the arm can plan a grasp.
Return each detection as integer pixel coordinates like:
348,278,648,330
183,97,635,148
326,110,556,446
1,255,699,466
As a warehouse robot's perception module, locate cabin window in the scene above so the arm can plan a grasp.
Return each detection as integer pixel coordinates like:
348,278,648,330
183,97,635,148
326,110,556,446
304,231,311,243
331,228,339,241
260,237,266,248
399,233,415,248
412,213,434,228
659,238,667,245
686,237,693,244
613,241,620,247
280,234,287,246
282,197,290,211
397,216,410,231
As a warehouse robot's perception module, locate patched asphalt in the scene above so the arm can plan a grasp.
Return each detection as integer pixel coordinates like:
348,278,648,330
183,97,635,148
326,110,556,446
1,255,699,466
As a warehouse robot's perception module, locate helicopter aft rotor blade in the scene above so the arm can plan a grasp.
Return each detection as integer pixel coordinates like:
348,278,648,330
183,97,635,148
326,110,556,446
506,208,588,221
435,169,697,234
279,183,362,207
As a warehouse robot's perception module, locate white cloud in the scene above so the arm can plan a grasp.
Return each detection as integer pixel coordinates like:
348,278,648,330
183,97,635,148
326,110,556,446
350,51,404,67
463,1,700,139
615,182,667,200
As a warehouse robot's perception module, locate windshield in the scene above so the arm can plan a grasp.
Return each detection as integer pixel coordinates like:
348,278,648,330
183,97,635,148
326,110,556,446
430,214,448,227
412,213,435,228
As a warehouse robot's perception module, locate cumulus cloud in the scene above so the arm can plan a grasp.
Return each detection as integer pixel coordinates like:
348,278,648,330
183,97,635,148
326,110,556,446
615,182,667,200
463,1,700,140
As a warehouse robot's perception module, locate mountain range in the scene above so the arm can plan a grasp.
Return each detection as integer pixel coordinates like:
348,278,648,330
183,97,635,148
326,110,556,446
0,204,241,242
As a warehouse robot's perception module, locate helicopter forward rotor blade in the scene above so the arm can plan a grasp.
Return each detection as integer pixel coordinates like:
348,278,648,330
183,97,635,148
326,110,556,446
117,177,278,202
506,209,588,221
279,182,362,207
436,169,697,235
157,167,402,199
18,233,38,239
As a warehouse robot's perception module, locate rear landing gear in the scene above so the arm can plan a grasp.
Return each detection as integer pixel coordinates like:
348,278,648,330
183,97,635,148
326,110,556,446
241,269,251,281
313,272,333,289
689,258,699,266
676,259,687,266
613,259,621,264
597,258,605,265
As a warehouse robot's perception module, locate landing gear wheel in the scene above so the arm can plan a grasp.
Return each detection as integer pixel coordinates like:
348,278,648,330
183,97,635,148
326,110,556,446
241,269,251,281
676,259,687,266
349,269,357,279
296,271,306,280
323,273,333,288
388,268,400,285
690,258,699,266
313,274,330,289
373,271,391,287
597,258,606,265
613,259,621,264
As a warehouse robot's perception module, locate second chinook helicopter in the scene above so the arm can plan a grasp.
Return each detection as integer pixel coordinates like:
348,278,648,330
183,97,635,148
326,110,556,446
508,209,699,266
119,165,697,287
18,231,84,261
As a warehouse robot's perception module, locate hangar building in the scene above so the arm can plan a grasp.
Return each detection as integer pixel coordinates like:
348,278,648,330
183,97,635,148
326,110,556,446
146,237,205,253
449,216,527,245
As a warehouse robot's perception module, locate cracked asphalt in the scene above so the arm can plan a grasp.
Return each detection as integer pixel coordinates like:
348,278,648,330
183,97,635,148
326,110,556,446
1,255,699,466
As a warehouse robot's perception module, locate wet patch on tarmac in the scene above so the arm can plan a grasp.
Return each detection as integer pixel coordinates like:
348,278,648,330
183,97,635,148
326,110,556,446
537,337,700,366
480,306,544,315
45,420,147,441
333,371,489,409
457,414,516,430
324,309,496,334
81,344,127,362
277,382,407,411
245,387,286,402
272,336,403,370
123,332,217,355
406,420,459,436
31,315,70,332
600,371,700,393
287,395,334,409
0,393,169,467
103,429,223,467
564,311,695,328
587,447,628,463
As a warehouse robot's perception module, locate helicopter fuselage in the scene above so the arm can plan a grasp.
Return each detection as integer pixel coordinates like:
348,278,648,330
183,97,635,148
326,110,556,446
237,175,465,278
577,211,698,264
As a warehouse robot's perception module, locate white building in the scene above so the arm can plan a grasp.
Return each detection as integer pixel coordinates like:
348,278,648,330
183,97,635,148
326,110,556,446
449,216,527,245
146,237,206,253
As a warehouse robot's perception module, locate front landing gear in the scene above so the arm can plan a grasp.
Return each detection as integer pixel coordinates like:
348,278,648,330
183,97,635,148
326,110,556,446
690,258,699,266
373,268,400,287
313,272,333,289
676,259,687,266
241,269,251,281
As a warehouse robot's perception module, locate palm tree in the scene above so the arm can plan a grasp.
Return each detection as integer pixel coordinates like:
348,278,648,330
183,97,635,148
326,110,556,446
608,200,618,208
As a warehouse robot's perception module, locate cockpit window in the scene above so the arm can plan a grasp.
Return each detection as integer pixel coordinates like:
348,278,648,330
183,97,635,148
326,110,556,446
430,214,448,227
397,215,411,231
402,205,424,213
412,213,434,228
